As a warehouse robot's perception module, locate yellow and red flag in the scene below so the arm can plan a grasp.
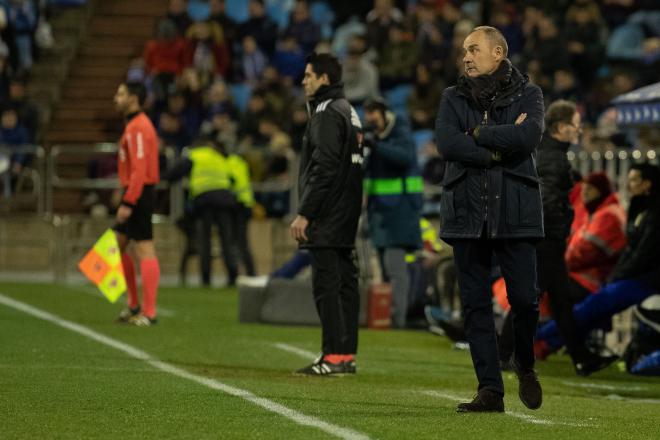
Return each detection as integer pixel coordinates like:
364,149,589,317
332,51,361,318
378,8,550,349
78,229,126,303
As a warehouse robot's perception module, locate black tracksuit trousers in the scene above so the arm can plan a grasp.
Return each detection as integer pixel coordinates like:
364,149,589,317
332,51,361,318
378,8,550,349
308,248,360,355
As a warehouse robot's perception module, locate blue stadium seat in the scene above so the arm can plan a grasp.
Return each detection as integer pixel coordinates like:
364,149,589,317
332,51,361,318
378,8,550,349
188,0,210,21
413,129,434,150
385,84,413,109
310,1,335,40
229,83,253,113
267,0,294,30
225,0,249,24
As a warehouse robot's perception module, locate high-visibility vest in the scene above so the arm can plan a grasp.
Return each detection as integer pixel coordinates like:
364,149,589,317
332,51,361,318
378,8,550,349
227,154,255,207
188,146,231,198
363,176,424,196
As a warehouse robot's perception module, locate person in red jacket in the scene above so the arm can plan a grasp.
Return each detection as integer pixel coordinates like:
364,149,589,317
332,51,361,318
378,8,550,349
566,172,627,296
113,82,161,326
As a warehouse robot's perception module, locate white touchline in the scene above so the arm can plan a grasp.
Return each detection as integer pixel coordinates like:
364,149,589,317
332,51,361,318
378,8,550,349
273,343,318,360
420,390,597,428
559,380,644,392
0,293,370,440
74,286,176,317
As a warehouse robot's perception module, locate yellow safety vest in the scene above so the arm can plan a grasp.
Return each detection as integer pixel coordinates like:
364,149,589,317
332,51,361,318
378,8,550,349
189,146,231,198
227,154,255,207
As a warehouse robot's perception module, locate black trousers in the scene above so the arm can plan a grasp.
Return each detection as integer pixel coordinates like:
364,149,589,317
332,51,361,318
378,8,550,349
198,204,238,286
230,205,256,276
536,238,591,363
453,238,539,395
309,248,360,355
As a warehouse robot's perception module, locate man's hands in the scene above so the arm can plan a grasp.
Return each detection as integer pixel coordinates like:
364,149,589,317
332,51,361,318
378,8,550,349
290,215,309,243
116,204,133,224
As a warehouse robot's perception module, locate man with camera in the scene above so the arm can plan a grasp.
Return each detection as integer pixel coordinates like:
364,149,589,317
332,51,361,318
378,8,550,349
363,97,423,328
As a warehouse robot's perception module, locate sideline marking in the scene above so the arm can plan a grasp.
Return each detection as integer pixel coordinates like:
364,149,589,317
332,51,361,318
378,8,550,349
421,390,597,427
273,343,318,360
559,380,644,392
605,394,660,404
0,293,370,440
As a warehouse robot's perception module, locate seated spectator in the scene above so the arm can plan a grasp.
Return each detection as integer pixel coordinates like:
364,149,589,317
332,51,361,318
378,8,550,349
407,63,442,130
536,163,660,375
0,41,11,103
203,79,238,121
240,35,267,85
238,90,270,141
3,75,38,142
491,7,524,60
143,19,188,104
158,110,189,152
342,36,379,105
166,90,202,145
272,36,306,83
0,107,30,196
377,23,418,90
208,0,238,52
564,1,606,85
184,20,231,80
283,0,321,54
547,69,583,105
566,172,627,296
414,5,451,77
201,110,238,151
525,15,569,78
259,66,295,128
165,0,191,37
288,104,307,154
241,116,292,182
239,0,278,56
7,0,37,72
366,0,404,51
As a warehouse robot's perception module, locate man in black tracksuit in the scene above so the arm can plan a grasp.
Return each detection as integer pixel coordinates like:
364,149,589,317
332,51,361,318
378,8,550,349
435,27,544,412
290,53,364,375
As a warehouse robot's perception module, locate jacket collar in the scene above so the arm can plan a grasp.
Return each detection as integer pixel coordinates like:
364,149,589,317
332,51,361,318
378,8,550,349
456,60,527,109
309,82,345,108
377,111,396,139
539,133,571,152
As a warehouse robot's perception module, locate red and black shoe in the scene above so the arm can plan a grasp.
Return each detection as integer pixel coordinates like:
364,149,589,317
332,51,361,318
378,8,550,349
295,355,346,376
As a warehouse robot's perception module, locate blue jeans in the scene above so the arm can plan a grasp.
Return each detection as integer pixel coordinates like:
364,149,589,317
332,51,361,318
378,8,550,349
537,278,658,350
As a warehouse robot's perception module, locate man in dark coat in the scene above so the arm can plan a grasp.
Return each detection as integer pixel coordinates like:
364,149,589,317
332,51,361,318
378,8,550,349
435,26,544,412
534,100,617,375
363,97,423,328
290,53,364,375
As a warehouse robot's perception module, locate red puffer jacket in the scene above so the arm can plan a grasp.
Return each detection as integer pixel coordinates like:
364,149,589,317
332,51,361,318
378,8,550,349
565,192,627,292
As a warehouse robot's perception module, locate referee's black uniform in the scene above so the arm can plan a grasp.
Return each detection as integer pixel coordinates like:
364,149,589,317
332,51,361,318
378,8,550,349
298,82,364,357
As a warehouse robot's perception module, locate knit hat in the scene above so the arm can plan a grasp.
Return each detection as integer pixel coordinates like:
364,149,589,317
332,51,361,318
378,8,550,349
583,172,612,198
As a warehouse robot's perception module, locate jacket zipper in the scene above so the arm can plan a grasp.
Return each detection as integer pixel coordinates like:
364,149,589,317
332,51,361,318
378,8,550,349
483,110,489,224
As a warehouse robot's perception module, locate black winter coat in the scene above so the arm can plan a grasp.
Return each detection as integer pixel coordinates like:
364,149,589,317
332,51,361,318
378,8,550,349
536,134,574,241
610,196,660,287
298,83,364,248
435,64,545,240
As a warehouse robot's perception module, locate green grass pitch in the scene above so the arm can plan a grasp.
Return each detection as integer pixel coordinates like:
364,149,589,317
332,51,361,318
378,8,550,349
1,282,659,440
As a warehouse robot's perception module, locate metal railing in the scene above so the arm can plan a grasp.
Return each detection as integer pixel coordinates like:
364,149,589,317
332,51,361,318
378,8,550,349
567,148,659,204
0,144,46,215
46,143,183,219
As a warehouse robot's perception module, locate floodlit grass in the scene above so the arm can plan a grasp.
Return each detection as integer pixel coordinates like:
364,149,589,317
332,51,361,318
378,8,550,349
1,282,659,439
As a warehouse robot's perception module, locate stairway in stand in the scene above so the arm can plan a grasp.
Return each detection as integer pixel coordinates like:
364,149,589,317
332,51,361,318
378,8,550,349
45,0,166,212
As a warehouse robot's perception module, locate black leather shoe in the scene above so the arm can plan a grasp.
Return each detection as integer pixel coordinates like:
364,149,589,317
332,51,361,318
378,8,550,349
456,389,504,413
516,367,542,410
575,354,619,377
